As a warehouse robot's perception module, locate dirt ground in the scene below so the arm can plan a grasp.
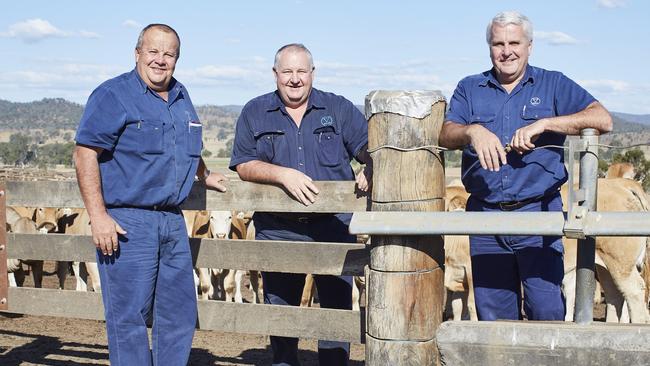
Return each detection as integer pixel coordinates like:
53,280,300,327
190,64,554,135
0,262,607,366
0,262,365,366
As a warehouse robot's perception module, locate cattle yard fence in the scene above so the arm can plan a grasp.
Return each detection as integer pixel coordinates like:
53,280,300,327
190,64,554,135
2,128,650,365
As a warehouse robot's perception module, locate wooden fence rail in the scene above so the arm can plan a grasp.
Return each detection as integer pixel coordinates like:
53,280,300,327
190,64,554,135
2,179,369,343
5,180,369,212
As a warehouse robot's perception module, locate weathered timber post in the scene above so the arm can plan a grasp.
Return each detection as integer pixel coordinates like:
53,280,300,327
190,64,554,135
0,182,8,310
364,91,446,365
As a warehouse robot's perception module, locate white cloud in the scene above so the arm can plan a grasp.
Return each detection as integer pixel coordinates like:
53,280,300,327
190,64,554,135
79,30,101,39
579,79,631,93
598,0,626,8
0,64,124,89
122,19,142,29
535,31,579,45
0,18,69,43
0,19,103,42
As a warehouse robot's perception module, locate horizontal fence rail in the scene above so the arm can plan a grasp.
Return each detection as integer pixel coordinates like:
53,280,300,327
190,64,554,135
7,234,368,276
350,211,650,236
2,179,369,343
6,287,363,343
5,180,369,212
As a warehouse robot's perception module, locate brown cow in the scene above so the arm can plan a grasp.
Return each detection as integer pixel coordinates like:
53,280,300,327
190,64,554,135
56,208,100,292
562,178,650,323
606,162,635,179
443,185,477,321
7,217,44,288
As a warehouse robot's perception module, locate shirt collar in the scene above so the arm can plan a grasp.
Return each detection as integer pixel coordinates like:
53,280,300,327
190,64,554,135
129,68,184,102
479,64,535,88
266,88,325,113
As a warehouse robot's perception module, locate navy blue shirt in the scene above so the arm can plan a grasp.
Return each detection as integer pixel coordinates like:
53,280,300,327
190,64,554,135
446,65,596,203
75,69,202,207
229,88,368,180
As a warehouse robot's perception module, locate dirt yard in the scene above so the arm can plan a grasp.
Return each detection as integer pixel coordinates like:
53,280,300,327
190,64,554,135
0,262,365,365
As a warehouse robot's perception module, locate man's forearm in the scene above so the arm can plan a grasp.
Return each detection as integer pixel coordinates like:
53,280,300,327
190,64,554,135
542,101,613,135
440,121,473,149
236,160,289,185
73,145,108,218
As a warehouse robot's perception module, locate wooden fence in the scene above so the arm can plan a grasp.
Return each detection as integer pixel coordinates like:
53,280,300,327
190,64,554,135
0,179,369,343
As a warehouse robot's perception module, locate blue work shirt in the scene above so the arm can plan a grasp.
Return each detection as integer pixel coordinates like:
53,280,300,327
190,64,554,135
229,88,368,180
75,69,202,208
446,65,596,203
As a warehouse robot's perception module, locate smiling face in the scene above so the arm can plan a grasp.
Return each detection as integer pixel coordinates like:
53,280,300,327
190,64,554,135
273,48,314,109
135,27,179,93
489,23,532,86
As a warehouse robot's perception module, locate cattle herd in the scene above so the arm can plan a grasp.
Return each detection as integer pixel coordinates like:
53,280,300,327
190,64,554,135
4,162,650,324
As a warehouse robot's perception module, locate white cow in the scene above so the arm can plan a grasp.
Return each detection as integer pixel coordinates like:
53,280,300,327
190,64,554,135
221,211,263,304
188,210,233,300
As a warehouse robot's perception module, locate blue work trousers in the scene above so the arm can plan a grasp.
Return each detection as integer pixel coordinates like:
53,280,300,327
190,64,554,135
467,193,565,321
255,213,354,366
97,207,197,366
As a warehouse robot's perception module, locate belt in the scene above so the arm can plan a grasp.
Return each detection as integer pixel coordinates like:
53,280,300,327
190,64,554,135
493,195,545,211
107,205,179,212
268,212,333,224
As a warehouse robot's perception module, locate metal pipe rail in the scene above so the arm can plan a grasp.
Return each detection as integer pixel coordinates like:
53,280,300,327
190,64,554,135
349,211,650,237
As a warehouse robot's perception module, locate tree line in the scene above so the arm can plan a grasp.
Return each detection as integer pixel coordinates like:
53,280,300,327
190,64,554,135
0,133,74,168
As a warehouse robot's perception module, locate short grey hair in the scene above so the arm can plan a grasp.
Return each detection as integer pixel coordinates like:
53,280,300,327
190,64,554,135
273,43,314,70
136,23,181,58
486,11,533,44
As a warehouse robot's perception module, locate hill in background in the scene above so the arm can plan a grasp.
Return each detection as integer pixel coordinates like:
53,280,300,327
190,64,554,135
1,98,650,146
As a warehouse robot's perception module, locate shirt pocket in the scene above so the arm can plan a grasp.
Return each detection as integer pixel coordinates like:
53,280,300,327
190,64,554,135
522,106,554,121
254,129,286,163
135,120,164,154
469,113,496,125
187,122,203,157
314,125,343,167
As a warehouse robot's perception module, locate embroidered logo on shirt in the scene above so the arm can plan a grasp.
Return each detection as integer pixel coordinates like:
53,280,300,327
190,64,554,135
321,115,334,126
530,97,541,106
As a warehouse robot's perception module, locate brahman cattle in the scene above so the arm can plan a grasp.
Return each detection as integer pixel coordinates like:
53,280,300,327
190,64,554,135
443,185,477,321
55,208,100,292
562,178,650,323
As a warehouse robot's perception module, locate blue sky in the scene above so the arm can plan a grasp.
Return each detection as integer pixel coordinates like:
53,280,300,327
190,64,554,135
1,0,648,114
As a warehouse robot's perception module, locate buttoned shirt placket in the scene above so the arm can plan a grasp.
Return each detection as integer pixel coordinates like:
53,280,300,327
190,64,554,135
281,106,308,174
486,76,533,201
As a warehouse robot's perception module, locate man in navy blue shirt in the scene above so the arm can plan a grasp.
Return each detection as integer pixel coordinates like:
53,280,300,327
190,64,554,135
230,43,370,366
440,12,612,321
74,24,227,365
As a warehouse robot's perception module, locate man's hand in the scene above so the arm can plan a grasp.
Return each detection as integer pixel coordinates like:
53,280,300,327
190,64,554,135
90,212,126,256
467,124,507,171
278,168,319,206
355,164,372,192
509,119,546,154
204,171,228,192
